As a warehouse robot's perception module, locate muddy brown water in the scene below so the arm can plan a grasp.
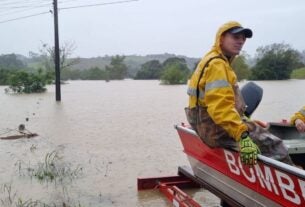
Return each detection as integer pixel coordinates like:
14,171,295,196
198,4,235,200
0,80,304,206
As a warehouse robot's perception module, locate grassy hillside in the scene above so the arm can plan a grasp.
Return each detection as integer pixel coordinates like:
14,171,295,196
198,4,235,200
291,67,305,79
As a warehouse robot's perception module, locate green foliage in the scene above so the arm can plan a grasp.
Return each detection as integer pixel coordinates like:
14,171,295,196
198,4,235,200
81,67,107,80
0,54,26,70
61,68,82,80
134,60,162,79
232,55,251,80
192,60,200,72
0,52,199,81
160,57,190,84
32,42,80,84
250,43,304,80
105,55,128,80
17,151,82,184
67,54,199,76
61,67,109,81
160,66,187,84
291,67,305,79
7,69,52,93
33,151,82,183
0,69,15,85
0,54,33,87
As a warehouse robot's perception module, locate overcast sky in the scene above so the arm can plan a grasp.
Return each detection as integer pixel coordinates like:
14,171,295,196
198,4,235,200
1,0,305,58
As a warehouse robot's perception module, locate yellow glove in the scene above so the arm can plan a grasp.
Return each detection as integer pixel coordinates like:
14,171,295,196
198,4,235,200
239,134,260,165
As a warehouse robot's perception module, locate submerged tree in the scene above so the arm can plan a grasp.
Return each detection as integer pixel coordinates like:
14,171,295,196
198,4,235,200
250,43,304,80
134,60,163,80
37,41,80,80
232,54,251,81
160,57,190,84
105,55,128,80
81,67,108,80
7,69,52,93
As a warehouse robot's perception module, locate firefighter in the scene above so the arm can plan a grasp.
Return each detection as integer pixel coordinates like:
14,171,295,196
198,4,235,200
185,21,293,165
291,106,305,132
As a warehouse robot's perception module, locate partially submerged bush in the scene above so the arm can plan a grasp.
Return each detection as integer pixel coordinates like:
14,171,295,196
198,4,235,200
6,69,52,94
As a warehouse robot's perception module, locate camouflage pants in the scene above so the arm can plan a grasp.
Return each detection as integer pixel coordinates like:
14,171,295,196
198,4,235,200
185,106,293,165
247,121,293,165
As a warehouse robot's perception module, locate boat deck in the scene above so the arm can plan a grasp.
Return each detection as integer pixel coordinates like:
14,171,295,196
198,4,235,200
268,122,305,154
284,139,305,154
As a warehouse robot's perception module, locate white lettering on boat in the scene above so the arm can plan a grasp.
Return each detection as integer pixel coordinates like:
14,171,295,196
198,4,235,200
298,179,305,201
238,158,256,183
224,150,304,205
254,164,279,195
275,170,300,204
224,149,240,175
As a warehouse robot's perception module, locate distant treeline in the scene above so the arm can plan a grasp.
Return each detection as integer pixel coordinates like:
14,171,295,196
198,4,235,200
62,56,191,84
1,43,305,93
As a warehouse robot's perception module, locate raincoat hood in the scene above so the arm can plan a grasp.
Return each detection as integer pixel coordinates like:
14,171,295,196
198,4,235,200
207,21,249,57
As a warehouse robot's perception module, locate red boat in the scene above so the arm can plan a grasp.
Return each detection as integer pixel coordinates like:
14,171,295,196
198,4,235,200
176,122,305,207
138,82,305,207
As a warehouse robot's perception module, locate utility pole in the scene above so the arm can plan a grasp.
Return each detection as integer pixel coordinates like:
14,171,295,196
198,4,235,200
53,0,61,101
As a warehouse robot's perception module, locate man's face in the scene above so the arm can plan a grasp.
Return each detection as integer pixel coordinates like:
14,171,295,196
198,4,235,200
220,33,246,57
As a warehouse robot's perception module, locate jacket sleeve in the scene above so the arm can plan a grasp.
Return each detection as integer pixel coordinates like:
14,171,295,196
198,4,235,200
290,106,305,125
203,60,247,141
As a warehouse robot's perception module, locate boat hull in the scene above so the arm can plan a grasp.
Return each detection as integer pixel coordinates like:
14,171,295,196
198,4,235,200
176,124,305,207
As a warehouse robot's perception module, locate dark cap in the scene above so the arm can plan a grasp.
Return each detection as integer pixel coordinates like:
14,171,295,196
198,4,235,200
228,27,253,38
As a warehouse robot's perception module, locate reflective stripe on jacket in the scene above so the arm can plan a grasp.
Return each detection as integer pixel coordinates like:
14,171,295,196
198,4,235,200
187,21,248,141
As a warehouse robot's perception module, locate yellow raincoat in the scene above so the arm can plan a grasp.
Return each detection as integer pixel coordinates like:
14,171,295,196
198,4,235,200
290,106,305,125
187,21,248,141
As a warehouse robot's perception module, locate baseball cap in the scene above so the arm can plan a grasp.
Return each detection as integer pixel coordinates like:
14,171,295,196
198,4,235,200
228,27,253,38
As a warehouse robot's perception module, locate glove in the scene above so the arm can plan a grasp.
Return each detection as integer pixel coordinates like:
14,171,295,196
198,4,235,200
239,136,260,165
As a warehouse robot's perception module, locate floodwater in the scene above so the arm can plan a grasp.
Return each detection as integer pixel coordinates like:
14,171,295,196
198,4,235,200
0,79,304,206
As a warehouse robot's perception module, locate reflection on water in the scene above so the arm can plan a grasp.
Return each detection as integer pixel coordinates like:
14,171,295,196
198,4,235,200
0,79,304,206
